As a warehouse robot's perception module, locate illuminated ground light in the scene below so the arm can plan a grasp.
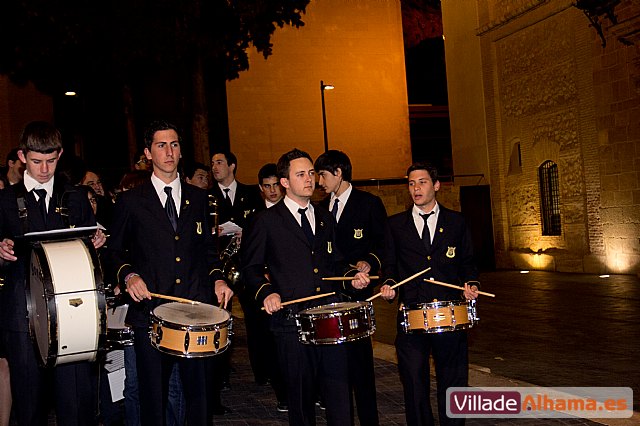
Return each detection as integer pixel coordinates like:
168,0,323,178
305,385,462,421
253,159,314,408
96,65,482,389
520,270,530,274
599,274,610,278
64,91,77,96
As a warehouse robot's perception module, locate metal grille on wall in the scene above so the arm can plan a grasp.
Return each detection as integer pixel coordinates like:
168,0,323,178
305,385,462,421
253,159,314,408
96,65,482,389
538,160,561,236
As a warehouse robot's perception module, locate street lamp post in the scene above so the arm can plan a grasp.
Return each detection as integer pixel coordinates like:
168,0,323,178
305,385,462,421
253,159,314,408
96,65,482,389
320,80,334,152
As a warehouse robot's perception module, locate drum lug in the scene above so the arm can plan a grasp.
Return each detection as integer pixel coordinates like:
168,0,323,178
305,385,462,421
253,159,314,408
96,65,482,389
154,326,163,344
214,330,220,350
184,331,190,353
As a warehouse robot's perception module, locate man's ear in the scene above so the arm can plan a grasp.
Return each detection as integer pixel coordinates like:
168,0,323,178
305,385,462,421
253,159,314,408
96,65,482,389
280,177,290,189
335,168,342,178
434,180,441,192
17,150,27,163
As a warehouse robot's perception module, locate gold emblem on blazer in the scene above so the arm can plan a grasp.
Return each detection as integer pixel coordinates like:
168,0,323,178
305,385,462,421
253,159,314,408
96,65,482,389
439,227,443,233
244,209,251,219
353,229,363,239
327,241,333,253
196,222,203,234
446,246,456,258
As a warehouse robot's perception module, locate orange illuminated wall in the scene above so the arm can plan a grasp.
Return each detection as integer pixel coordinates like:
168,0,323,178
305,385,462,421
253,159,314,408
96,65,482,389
226,0,412,184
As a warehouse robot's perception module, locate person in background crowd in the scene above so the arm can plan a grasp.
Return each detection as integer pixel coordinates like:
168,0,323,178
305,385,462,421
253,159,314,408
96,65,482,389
184,161,210,190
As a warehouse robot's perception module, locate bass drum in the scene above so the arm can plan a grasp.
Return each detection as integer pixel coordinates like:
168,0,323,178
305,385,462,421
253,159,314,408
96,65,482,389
27,238,106,367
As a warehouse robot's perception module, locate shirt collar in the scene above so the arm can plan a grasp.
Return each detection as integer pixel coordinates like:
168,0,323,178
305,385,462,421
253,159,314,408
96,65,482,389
150,173,181,200
412,201,439,221
331,182,352,205
23,171,54,196
283,195,311,216
218,179,237,193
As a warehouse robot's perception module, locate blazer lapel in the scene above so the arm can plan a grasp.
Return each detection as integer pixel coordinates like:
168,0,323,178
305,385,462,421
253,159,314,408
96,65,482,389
276,202,311,247
177,183,191,232
141,181,175,234
431,207,448,251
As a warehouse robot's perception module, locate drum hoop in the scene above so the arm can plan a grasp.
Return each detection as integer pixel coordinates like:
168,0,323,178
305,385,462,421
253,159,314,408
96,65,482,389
404,300,469,311
151,341,231,358
298,301,372,317
150,316,232,332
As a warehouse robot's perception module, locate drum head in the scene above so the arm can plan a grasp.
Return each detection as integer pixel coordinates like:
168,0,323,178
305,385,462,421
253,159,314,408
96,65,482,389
153,302,229,325
28,248,51,366
303,301,367,315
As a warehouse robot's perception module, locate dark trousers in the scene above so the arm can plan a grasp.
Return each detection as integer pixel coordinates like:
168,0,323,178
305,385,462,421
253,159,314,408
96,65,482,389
395,330,468,426
239,292,287,403
274,330,352,426
347,337,379,425
2,330,98,426
133,327,215,426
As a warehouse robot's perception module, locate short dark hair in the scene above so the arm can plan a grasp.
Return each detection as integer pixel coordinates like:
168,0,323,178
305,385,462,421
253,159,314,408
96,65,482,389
258,163,278,183
314,150,352,182
6,148,19,164
211,151,238,175
143,120,181,150
406,162,439,184
184,161,209,180
277,148,312,179
18,121,63,154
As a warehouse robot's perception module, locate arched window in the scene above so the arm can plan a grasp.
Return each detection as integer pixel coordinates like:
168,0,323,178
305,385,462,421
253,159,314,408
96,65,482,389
538,160,561,236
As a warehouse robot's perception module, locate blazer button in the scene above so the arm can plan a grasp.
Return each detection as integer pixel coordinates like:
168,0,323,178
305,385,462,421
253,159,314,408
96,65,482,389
175,236,180,241
316,287,321,292
176,279,181,284
427,256,431,260
313,268,319,273
176,257,181,262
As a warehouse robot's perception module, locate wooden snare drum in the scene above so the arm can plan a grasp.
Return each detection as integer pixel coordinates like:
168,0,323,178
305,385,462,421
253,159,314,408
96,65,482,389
150,302,232,357
401,299,478,334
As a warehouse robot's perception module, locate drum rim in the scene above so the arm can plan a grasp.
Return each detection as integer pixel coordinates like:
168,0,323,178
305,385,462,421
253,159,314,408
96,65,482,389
297,301,372,316
150,340,231,358
403,299,469,310
150,316,233,332
299,327,376,345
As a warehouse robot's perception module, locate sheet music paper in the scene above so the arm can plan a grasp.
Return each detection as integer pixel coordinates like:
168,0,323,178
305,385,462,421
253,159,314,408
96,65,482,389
104,349,125,402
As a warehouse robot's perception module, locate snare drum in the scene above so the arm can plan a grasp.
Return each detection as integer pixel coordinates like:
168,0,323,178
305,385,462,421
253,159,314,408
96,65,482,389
150,302,232,357
401,299,478,334
106,304,134,348
27,238,106,367
296,301,375,345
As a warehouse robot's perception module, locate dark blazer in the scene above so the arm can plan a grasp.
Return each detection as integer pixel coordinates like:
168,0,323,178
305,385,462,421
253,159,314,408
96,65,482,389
383,204,478,306
106,180,224,327
209,180,261,231
0,180,95,332
241,200,352,330
319,187,386,299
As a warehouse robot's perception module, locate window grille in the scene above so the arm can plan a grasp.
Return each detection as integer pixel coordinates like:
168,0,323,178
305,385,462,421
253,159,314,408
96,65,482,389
538,161,561,236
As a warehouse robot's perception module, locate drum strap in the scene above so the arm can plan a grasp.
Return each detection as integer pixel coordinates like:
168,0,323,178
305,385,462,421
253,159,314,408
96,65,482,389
15,185,71,233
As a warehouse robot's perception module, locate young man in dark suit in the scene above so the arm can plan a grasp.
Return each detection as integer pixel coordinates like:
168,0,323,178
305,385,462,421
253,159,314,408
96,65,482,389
106,120,233,426
210,150,260,237
0,121,106,425
314,150,387,426
242,148,371,426
379,163,479,426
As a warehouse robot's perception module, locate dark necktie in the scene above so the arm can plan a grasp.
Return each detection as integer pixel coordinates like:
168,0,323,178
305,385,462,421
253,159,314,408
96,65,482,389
223,188,232,207
331,198,339,220
421,212,434,251
164,187,178,231
34,189,48,225
298,207,314,245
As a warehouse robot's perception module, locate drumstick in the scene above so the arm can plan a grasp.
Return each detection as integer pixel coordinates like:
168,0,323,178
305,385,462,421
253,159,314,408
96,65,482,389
260,292,336,310
423,279,496,298
366,267,432,302
322,276,379,281
150,293,200,305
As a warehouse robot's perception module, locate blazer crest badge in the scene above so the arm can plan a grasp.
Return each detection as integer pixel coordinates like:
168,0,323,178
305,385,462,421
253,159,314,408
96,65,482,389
353,229,363,239
446,246,456,258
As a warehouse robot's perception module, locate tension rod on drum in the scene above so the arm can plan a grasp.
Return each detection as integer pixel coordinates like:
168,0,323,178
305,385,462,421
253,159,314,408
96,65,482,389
423,279,496,298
